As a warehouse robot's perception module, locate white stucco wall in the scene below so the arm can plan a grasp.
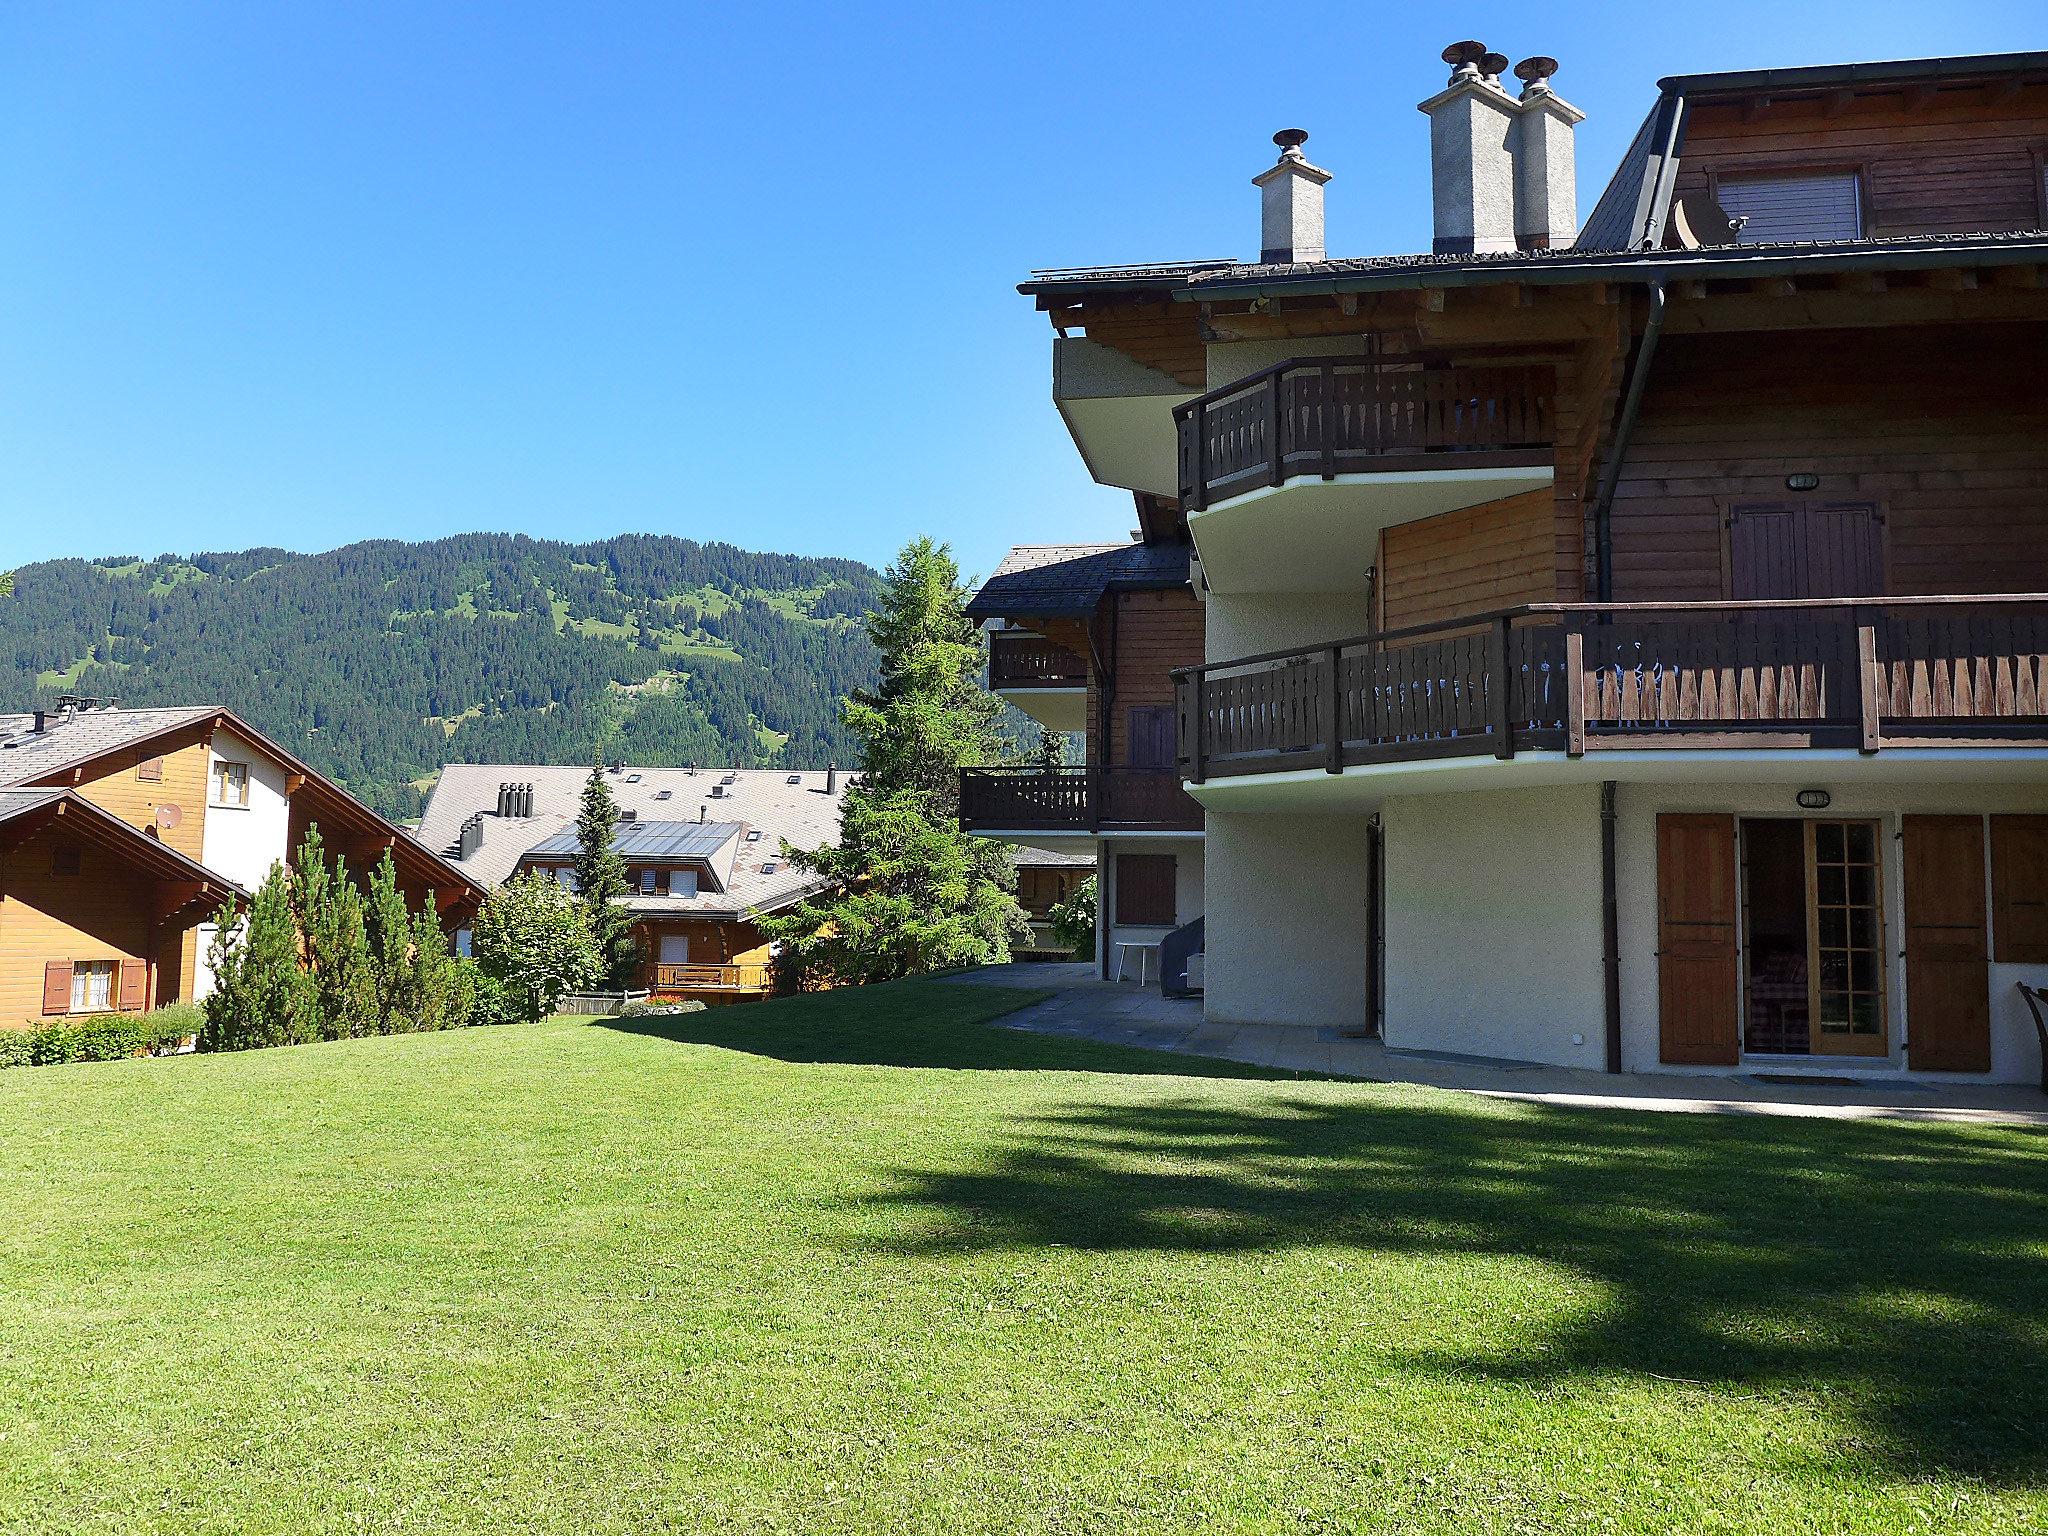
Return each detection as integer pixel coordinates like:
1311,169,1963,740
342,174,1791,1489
1206,591,1374,664
193,727,292,998
1097,835,1204,980
1615,779,2048,1085
1380,783,1607,1067
1203,810,1374,1028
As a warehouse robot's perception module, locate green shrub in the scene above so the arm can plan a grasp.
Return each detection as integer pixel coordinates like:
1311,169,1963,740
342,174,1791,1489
0,1031,33,1069
0,1005,196,1070
464,965,527,1028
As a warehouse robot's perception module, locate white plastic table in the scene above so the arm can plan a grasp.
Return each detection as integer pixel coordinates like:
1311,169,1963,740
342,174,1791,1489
1113,940,1162,987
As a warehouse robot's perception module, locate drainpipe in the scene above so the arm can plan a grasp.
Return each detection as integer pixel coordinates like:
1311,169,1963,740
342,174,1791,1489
1601,780,1622,1073
1589,276,1667,602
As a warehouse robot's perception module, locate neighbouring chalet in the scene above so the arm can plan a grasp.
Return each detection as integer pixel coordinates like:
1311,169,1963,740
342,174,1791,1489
416,764,849,1004
1011,843,1096,958
0,699,480,1029
971,45,2048,1083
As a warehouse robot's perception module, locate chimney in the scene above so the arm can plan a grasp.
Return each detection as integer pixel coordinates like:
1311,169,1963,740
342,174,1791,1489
826,762,838,795
1418,41,1518,254
1253,129,1332,264
1510,57,1584,249
32,710,47,734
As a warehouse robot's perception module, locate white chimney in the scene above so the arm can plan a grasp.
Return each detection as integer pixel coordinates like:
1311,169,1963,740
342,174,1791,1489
1253,129,1331,264
1511,57,1585,249
1417,41,1518,254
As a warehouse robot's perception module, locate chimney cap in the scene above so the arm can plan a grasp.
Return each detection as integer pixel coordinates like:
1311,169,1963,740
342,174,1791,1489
1479,52,1509,82
1514,55,1559,86
1272,127,1310,154
1441,40,1487,69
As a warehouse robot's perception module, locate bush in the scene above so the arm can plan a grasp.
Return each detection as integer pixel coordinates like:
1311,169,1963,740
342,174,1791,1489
0,1004,198,1070
618,998,708,1018
463,965,528,1028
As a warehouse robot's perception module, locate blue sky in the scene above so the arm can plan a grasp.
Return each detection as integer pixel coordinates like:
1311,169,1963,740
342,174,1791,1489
2,1,2036,583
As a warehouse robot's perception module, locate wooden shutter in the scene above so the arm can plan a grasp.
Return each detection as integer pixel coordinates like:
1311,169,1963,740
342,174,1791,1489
1902,815,1991,1072
118,958,148,1012
136,755,164,783
42,962,73,1016
1990,814,2048,964
1656,814,1740,1065
1126,706,1177,769
1114,854,1177,927
1802,503,1884,599
1727,505,1804,601
1720,170,1864,242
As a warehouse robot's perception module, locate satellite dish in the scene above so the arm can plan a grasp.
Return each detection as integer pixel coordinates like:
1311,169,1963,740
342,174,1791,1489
1668,192,1747,249
156,803,183,830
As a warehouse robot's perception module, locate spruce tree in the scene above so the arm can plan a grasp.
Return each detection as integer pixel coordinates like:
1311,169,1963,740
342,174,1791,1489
294,829,377,1039
200,868,316,1050
363,850,416,1031
410,897,472,1030
762,538,1026,986
574,759,639,988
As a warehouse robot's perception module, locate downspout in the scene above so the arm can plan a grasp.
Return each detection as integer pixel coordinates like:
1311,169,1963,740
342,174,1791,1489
1600,780,1622,1074
1589,277,1667,602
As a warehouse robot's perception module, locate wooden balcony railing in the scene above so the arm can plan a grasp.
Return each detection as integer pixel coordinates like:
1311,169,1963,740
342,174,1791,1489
989,632,1089,689
1174,596,2048,781
1174,355,1554,512
652,962,771,993
958,765,1203,833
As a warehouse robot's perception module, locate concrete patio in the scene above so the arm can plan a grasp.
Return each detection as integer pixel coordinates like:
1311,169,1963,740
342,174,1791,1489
943,963,2048,1127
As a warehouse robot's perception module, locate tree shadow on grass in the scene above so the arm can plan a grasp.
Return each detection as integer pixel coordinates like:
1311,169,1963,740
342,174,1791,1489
867,1092,2048,1485
591,979,1303,1080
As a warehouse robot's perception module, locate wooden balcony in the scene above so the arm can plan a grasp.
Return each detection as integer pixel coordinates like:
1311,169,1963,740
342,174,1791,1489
1175,596,2048,781
989,632,1089,690
958,766,1203,833
1174,355,1554,512
652,962,771,994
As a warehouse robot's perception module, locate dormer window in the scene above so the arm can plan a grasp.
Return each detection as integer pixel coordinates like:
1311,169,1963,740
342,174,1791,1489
671,870,698,899
640,868,658,896
1717,169,1864,244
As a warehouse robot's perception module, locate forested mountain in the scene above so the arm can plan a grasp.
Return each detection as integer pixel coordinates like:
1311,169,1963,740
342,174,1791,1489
0,533,886,818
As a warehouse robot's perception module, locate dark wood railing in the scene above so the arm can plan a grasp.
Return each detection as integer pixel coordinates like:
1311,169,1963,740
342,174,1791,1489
989,632,1089,689
1174,355,1554,511
958,765,1203,832
1175,596,2048,781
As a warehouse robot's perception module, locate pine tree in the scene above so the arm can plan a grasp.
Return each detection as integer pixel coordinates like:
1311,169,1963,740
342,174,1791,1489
574,759,639,988
294,829,377,1039
200,868,316,1050
410,896,471,1030
762,538,1026,986
364,850,416,1031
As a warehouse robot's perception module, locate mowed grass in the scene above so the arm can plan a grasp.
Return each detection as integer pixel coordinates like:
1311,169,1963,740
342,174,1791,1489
2,982,2046,1534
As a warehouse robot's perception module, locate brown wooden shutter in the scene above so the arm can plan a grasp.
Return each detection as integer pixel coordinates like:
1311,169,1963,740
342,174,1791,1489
1990,815,2048,964
43,962,73,1016
136,755,164,783
1126,706,1177,769
118,958,149,1012
1902,815,1991,1072
1727,504,1803,601
1656,814,1740,1065
1114,854,1177,927
1803,503,1884,599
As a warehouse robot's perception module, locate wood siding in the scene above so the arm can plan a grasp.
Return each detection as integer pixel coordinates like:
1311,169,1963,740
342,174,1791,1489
1610,324,2048,602
68,732,213,862
1674,85,2048,238
1379,489,1561,630
1088,587,1203,769
0,823,189,1027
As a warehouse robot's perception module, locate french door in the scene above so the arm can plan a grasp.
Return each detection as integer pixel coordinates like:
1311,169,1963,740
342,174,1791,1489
1737,818,1887,1058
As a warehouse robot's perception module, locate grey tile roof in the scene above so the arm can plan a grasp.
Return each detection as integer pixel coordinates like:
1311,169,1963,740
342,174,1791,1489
0,705,220,787
1012,844,1095,870
0,786,71,819
417,764,852,919
0,786,249,894
967,541,1192,620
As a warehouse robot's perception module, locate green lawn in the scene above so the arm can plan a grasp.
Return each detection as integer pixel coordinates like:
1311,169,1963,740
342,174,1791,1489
2,981,2045,1534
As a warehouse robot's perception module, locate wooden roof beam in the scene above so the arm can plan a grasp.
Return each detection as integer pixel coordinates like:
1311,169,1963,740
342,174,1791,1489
1925,268,1979,292
1989,264,2041,290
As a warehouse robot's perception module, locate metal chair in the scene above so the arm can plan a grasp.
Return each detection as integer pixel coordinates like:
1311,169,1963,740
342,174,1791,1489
2017,983,2048,1094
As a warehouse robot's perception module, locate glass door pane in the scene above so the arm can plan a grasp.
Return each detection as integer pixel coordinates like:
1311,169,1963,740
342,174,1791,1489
1809,820,1887,1057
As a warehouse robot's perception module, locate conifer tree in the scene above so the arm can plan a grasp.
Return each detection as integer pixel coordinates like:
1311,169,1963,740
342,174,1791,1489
574,758,639,988
762,538,1025,986
363,850,416,1031
294,829,377,1039
200,868,316,1050
410,896,471,1030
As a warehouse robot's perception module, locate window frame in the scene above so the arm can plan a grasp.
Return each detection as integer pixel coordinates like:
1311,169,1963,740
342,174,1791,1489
1708,161,1872,244
69,959,116,1015
211,759,251,809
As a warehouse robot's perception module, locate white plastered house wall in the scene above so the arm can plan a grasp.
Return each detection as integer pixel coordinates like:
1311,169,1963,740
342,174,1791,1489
1097,834,1205,982
193,726,292,998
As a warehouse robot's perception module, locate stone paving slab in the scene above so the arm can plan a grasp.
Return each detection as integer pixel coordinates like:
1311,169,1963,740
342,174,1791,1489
940,963,2048,1128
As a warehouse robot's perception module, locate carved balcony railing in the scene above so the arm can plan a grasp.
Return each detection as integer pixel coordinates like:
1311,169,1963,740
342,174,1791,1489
652,962,771,993
1174,596,2048,781
1173,355,1554,511
958,765,1203,833
989,632,1089,690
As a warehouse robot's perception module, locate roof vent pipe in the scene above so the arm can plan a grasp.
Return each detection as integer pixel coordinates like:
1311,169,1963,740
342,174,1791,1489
826,762,838,795
1253,129,1332,264
32,710,47,735
1418,41,1519,254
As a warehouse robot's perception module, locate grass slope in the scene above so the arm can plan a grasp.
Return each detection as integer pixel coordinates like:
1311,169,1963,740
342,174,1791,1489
1,981,2044,1534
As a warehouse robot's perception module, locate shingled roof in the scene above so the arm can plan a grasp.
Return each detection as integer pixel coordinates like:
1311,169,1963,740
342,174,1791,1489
966,541,1192,620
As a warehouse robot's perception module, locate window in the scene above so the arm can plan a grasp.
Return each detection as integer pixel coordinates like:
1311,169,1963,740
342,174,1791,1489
671,869,698,898
1718,170,1864,244
453,927,473,959
1114,854,1177,927
70,960,115,1014
212,759,250,808
553,866,578,893
136,755,164,783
